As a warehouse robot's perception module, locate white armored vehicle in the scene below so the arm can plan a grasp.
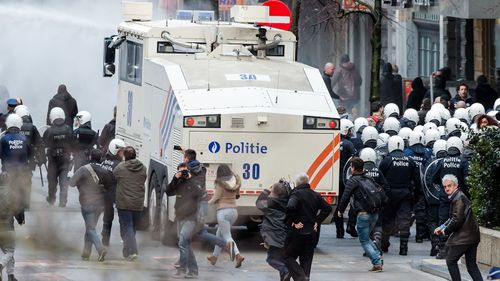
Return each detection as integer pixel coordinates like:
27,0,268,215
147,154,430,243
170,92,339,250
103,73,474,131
103,3,340,242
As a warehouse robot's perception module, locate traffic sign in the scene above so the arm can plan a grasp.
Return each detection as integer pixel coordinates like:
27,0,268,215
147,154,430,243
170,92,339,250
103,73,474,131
258,0,292,31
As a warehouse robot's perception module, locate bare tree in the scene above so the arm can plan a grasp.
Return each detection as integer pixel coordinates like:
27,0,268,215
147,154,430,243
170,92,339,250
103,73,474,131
315,0,383,102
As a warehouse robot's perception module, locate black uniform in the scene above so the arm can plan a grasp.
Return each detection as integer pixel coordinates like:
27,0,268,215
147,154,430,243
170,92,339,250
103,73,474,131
404,144,432,242
43,119,74,206
73,122,98,171
98,119,115,154
334,135,357,238
379,150,420,255
364,161,389,248
0,128,30,210
99,152,122,245
351,131,364,152
18,115,44,209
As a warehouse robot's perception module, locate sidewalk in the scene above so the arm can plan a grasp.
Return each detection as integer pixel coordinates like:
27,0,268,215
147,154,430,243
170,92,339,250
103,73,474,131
418,257,491,281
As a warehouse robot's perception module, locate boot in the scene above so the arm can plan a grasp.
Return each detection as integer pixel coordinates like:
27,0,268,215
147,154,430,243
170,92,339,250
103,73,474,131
334,213,345,238
399,240,408,256
415,233,425,243
8,275,17,281
436,244,448,260
346,225,358,238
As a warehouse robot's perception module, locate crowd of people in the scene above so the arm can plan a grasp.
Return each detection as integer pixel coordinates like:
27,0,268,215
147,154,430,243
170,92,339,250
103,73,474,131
0,71,498,281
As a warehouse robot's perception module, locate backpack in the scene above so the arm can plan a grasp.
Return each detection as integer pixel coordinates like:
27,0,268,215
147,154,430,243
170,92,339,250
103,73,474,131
357,175,388,213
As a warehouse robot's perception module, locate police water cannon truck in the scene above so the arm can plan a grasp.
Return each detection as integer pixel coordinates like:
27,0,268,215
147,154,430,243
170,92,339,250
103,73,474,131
103,2,340,242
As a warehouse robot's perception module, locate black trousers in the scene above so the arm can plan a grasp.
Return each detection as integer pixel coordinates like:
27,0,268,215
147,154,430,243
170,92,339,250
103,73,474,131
381,196,412,247
102,192,115,238
47,156,69,204
446,243,483,281
414,193,427,237
285,232,316,281
427,204,440,245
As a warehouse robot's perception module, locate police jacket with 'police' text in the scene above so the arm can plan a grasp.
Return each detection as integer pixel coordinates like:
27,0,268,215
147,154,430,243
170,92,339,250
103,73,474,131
73,123,98,153
433,153,469,198
0,129,29,171
20,116,43,166
378,150,420,198
43,120,74,158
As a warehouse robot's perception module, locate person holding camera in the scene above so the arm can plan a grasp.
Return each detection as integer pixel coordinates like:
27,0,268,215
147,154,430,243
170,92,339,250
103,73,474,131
207,164,244,268
166,163,203,279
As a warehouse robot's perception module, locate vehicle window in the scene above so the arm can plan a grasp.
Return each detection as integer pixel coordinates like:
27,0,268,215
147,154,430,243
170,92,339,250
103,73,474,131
119,41,143,85
157,41,204,54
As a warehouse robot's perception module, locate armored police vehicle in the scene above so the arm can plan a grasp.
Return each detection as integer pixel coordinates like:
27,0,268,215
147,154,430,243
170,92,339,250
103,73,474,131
103,3,340,242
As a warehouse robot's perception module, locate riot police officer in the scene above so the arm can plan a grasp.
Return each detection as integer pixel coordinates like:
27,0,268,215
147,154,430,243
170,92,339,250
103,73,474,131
401,108,419,129
99,138,125,246
73,111,98,171
431,136,468,259
359,147,388,249
13,105,44,209
0,114,29,210
361,126,378,149
43,107,74,207
335,119,357,238
379,136,420,256
403,131,431,243
423,139,447,256
352,117,368,151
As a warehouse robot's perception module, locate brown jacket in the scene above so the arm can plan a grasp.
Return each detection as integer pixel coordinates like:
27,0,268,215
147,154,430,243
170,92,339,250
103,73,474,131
208,175,241,210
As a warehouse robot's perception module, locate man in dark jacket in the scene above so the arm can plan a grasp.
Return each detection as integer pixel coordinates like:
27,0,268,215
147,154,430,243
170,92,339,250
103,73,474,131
474,75,498,111
450,83,473,112
98,106,116,154
285,173,332,281
113,146,147,261
338,157,384,272
166,163,203,279
256,182,290,281
406,77,427,110
322,62,340,100
380,63,403,109
69,149,115,262
331,54,362,114
46,84,78,127
434,174,482,281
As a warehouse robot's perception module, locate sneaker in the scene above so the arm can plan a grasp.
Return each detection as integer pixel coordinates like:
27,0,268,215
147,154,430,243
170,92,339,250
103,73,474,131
173,259,181,268
227,241,235,261
185,271,198,279
98,249,107,262
369,265,383,272
234,254,244,268
172,269,186,279
207,255,217,266
126,253,138,261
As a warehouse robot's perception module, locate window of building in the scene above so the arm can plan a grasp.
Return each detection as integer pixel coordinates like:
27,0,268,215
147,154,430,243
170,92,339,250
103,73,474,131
418,31,439,77
119,41,143,85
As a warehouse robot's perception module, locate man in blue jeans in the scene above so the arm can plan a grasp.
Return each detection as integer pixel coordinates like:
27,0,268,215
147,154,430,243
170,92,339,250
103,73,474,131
338,157,383,272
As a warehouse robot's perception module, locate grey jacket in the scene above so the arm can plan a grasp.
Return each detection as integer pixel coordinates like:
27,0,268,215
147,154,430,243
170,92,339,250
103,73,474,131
114,159,147,211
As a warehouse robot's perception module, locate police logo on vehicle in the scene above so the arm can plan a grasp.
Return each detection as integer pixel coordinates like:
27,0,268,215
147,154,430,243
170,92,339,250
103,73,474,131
208,141,221,153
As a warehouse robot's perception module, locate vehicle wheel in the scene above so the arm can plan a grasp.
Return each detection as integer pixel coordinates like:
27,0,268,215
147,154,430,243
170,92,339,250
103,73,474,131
146,173,160,234
160,177,177,246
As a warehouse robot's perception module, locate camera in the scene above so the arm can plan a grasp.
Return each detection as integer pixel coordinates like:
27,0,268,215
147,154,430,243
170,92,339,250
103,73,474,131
181,169,190,178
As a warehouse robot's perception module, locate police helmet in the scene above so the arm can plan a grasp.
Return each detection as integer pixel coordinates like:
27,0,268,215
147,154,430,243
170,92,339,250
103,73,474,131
423,122,437,134
398,127,412,145
453,108,469,124
13,105,30,118
408,131,424,147
354,117,369,134
383,117,400,136
49,107,65,124
361,126,378,148
403,108,419,126
446,136,464,155
76,111,92,125
425,110,441,126
377,133,390,147
445,117,462,137
340,119,354,136
384,103,400,118
359,148,377,163
431,103,445,112
108,138,126,156
424,128,440,147
468,103,485,121
437,126,446,138
388,135,405,153
432,139,447,158
6,114,23,130
440,108,451,124
494,98,500,111
413,125,424,134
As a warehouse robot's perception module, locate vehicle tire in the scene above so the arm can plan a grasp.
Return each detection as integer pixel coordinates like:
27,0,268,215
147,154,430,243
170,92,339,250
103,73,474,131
144,173,160,233
160,177,178,246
